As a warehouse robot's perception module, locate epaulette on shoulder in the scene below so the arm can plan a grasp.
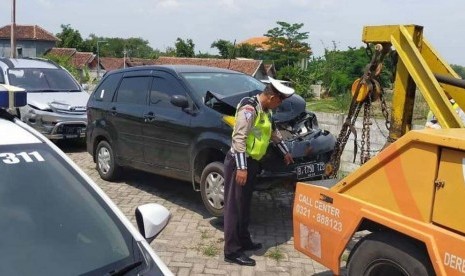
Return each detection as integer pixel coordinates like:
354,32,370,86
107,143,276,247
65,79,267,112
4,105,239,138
238,97,258,109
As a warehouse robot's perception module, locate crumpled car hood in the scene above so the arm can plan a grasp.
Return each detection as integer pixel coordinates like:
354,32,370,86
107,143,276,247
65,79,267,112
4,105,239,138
205,90,306,122
26,91,89,111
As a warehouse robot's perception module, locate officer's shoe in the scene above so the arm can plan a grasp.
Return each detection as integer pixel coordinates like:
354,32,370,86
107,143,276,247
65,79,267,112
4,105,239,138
224,252,256,266
241,242,262,251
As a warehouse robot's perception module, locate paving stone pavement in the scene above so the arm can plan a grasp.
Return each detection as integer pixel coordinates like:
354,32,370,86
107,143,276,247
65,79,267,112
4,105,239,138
61,141,334,275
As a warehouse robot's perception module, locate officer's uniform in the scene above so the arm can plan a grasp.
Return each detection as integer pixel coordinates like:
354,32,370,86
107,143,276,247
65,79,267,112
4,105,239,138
223,95,290,256
425,99,465,129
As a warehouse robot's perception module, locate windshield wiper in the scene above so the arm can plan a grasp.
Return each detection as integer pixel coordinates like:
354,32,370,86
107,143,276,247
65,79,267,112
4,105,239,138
106,260,143,276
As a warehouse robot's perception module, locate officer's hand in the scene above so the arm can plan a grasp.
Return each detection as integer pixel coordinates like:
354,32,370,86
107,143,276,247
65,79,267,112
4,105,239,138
284,153,294,165
236,169,247,186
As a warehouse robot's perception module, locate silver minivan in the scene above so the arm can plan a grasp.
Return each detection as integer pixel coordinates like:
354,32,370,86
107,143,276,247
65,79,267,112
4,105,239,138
0,57,89,140
0,84,173,275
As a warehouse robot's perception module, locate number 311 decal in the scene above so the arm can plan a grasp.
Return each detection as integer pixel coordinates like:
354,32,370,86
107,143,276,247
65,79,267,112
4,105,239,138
0,151,45,164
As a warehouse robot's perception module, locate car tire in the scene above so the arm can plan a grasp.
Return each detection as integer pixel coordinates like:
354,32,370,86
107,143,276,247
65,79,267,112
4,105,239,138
96,140,121,181
347,231,435,276
200,162,225,217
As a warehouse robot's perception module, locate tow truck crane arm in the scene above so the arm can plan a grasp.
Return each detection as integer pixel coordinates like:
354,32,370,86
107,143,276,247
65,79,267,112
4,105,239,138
293,25,465,276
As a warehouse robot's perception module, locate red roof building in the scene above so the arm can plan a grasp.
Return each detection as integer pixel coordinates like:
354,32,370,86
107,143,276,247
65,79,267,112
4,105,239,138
0,24,58,57
154,57,274,80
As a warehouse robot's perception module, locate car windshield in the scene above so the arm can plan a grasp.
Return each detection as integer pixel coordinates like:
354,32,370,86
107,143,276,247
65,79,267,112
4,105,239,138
181,72,265,98
7,68,81,92
0,143,139,275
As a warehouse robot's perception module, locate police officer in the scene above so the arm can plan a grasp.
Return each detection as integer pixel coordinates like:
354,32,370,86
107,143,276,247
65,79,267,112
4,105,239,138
425,98,465,129
223,77,294,266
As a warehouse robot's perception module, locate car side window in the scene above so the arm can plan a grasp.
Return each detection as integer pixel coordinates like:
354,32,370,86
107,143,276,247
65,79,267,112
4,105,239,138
116,76,151,105
0,68,4,84
150,73,186,107
93,73,121,102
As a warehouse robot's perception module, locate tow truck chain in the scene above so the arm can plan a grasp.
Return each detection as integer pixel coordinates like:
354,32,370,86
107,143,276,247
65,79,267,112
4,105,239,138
327,102,363,177
360,95,372,164
326,44,390,178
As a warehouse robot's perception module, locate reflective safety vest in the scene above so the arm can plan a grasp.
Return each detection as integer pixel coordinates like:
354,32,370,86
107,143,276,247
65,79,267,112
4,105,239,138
427,101,461,123
234,107,272,161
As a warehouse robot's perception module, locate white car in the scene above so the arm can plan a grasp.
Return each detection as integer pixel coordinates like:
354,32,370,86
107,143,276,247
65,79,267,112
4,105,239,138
0,84,173,275
0,57,89,140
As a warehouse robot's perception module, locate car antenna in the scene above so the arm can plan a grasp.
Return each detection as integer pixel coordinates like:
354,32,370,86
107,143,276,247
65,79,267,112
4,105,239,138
227,39,237,70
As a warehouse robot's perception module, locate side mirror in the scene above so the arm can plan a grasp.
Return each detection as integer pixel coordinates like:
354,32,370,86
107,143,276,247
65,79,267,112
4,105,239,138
82,83,90,91
170,95,189,108
135,203,170,240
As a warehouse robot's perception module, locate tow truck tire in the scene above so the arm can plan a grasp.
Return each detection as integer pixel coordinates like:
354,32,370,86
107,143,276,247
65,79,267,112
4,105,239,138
200,162,225,217
347,231,435,276
96,140,121,181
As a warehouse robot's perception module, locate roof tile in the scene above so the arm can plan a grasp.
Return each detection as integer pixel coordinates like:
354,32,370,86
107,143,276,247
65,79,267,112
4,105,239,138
47,47,76,58
100,57,126,71
154,57,262,76
238,37,271,50
72,52,95,69
0,24,58,41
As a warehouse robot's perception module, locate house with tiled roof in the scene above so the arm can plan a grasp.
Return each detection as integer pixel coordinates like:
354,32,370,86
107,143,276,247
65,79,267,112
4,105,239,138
47,47,76,59
126,57,158,67
0,24,58,57
239,37,272,51
99,57,128,72
72,52,96,70
154,57,274,80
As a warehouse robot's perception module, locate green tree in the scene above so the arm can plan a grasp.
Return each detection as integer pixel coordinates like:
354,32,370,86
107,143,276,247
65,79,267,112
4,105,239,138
211,39,234,59
45,53,81,82
81,35,157,59
263,21,311,70
308,45,369,96
175,38,195,57
451,64,465,79
161,46,177,57
196,51,218,58
277,65,313,99
56,24,83,49
235,43,257,59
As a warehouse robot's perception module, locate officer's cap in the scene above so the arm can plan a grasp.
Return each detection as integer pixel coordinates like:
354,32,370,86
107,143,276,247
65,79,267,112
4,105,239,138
268,76,294,98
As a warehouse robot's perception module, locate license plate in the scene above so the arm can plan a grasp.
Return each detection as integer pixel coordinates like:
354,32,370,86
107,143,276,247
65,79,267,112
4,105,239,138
62,127,82,138
296,162,326,179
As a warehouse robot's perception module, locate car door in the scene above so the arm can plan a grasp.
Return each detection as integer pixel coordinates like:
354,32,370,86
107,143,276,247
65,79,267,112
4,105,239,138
110,71,151,168
142,71,193,173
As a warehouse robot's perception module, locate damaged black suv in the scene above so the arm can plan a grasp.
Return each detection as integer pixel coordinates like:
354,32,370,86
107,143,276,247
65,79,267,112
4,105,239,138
87,65,335,216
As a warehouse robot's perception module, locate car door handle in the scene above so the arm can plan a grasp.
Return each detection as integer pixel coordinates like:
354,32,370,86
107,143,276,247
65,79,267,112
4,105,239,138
143,112,156,122
110,107,117,116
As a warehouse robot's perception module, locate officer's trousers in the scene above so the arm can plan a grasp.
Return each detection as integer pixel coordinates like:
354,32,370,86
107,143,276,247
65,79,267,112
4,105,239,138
223,152,260,255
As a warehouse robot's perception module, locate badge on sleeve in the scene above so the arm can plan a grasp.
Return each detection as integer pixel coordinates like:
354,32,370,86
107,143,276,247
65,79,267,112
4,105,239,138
244,110,253,121
243,106,254,122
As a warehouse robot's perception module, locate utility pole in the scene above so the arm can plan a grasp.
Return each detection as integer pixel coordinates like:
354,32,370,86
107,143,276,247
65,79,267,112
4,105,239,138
97,40,107,79
10,0,16,58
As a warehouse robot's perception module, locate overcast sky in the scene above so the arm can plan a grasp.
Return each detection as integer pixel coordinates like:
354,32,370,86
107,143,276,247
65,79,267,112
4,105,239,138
1,0,464,65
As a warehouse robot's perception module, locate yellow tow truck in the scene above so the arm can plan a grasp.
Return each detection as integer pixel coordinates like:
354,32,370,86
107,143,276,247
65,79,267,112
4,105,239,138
293,25,465,275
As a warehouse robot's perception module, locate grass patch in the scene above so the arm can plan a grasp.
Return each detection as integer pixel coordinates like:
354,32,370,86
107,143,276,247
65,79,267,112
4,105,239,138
265,246,285,262
306,89,429,125
200,242,219,257
306,98,342,113
200,230,210,240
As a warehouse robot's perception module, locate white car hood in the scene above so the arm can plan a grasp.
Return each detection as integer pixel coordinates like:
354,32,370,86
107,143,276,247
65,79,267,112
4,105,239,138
27,91,89,111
